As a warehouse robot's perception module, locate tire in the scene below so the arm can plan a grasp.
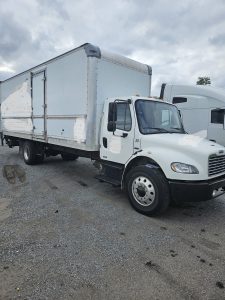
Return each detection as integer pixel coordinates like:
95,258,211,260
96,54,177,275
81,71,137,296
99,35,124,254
19,144,23,159
36,153,44,164
61,153,79,161
23,141,38,165
125,165,170,216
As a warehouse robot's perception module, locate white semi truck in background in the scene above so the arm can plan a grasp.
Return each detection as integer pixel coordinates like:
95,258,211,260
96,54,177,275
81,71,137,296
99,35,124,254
160,83,225,146
1,43,225,216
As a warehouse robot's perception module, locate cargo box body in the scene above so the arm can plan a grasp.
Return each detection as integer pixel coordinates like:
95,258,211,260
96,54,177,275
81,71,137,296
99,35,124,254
0,43,151,151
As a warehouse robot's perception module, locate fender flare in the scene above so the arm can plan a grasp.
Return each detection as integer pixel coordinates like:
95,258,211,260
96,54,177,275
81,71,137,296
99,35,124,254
121,155,162,190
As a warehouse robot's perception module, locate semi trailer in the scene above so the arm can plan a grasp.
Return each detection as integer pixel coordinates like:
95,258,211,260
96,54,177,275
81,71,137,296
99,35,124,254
160,83,225,145
1,43,225,216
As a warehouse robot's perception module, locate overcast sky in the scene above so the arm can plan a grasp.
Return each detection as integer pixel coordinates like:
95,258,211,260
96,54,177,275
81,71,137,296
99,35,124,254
0,0,225,95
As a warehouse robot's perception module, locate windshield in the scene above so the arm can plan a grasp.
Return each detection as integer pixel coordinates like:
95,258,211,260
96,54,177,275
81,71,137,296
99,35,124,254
135,100,184,134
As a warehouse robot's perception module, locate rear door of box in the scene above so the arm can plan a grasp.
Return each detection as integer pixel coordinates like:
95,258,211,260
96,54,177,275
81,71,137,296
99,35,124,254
32,70,46,139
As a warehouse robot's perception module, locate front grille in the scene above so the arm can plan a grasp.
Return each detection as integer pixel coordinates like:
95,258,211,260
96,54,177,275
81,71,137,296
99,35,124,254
208,155,225,176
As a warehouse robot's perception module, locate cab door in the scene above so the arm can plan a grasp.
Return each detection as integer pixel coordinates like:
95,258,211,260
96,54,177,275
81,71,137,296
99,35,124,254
100,100,135,164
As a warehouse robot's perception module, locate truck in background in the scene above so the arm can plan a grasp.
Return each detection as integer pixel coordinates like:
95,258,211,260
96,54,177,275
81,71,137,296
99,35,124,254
1,43,225,216
160,83,225,146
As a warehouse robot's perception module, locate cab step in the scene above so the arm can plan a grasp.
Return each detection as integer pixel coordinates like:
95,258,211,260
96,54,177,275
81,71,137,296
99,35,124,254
95,175,121,187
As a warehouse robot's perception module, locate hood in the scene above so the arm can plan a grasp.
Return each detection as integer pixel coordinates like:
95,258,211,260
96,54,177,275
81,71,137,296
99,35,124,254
141,133,225,157
139,133,225,180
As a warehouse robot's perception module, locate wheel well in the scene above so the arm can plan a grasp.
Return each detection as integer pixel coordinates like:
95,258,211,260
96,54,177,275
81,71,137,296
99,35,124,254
122,156,162,189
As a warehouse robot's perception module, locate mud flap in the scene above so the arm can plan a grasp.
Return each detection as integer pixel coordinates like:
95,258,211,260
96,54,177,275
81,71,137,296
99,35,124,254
0,132,4,146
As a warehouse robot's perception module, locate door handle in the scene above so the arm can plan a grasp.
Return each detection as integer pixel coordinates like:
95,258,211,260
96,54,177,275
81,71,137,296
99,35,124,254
103,137,107,148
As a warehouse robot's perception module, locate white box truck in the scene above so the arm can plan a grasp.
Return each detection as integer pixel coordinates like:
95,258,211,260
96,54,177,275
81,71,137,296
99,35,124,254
1,43,225,216
160,83,225,145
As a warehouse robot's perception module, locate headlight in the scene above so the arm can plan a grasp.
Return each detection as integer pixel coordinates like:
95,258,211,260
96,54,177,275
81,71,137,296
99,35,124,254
171,162,199,174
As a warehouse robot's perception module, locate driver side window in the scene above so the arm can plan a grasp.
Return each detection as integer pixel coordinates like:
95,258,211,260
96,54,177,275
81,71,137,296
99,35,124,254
116,103,132,131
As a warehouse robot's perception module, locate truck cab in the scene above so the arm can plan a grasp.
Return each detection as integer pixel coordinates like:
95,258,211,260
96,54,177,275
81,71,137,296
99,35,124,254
98,96,225,215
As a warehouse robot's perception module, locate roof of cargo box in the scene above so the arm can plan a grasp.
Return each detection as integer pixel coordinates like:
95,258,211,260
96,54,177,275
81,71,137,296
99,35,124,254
101,50,151,75
0,43,151,83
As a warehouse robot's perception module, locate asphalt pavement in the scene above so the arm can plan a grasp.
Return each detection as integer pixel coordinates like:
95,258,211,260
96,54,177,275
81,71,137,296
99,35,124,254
0,145,225,299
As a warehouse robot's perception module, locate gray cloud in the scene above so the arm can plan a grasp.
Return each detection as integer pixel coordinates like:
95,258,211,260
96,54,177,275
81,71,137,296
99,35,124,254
0,0,225,95
210,33,225,46
0,13,32,60
37,0,70,20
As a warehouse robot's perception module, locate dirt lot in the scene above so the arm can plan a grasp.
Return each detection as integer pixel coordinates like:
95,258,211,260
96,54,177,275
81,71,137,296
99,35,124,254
0,145,225,299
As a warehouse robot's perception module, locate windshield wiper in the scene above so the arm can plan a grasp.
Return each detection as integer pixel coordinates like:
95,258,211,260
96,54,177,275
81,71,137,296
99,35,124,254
170,127,185,133
150,127,170,133
170,127,181,130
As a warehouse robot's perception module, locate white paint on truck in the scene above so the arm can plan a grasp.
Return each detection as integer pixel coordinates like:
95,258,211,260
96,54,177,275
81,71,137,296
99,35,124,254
0,44,151,150
101,96,225,180
1,44,225,216
1,81,33,133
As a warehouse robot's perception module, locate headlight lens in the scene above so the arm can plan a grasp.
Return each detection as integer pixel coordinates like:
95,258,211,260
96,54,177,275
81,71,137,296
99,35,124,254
171,162,199,174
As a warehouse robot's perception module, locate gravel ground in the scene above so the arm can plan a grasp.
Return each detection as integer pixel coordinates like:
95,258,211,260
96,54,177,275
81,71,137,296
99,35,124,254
0,145,225,300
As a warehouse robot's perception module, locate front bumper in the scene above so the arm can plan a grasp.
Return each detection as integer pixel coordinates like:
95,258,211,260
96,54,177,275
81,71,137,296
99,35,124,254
169,174,225,203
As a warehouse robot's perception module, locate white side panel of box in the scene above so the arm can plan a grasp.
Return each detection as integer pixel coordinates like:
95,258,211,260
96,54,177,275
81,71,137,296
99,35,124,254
0,48,90,150
46,50,88,116
47,117,86,143
0,45,152,153
46,49,89,144
95,57,150,145
97,58,150,99
1,73,33,134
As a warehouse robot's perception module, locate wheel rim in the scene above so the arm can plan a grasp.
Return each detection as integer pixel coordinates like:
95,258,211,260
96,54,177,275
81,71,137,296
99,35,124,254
24,147,29,161
131,176,156,206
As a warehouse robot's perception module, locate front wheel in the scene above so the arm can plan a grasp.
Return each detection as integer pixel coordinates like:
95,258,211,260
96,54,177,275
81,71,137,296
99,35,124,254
126,165,170,216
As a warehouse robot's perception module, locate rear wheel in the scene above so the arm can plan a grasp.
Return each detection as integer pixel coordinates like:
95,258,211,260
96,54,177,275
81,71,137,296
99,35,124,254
61,153,79,161
36,153,44,163
23,141,44,165
23,141,38,165
126,165,170,216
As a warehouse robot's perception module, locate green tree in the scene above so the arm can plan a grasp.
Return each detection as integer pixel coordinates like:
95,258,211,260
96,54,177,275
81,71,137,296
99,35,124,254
196,76,211,85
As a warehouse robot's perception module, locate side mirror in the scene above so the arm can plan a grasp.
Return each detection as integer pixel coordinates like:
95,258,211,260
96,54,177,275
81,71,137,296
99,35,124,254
107,121,116,132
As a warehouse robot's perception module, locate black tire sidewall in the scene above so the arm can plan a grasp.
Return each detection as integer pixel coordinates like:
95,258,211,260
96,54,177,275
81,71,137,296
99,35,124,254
36,153,44,163
23,142,37,165
126,166,170,215
23,143,31,163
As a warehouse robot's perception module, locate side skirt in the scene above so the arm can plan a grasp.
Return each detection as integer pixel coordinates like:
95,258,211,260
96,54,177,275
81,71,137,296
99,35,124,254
95,160,124,187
